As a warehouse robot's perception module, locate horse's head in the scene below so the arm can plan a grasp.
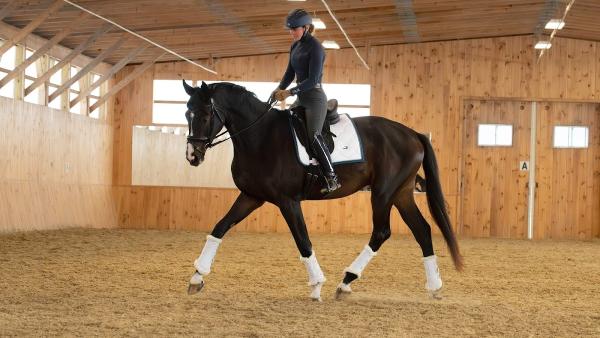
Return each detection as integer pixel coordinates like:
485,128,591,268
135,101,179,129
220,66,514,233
183,80,224,166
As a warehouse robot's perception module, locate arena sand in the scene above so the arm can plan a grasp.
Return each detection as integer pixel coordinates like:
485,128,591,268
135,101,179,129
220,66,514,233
1,229,599,337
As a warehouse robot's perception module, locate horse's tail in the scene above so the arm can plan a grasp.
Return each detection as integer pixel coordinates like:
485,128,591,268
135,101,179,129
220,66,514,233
416,133,464,271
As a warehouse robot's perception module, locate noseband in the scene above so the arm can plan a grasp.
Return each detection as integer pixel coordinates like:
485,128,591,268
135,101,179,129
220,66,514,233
187,97,277,150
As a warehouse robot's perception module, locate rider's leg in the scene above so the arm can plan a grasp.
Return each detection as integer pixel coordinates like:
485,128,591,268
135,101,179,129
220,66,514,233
300,88,340,193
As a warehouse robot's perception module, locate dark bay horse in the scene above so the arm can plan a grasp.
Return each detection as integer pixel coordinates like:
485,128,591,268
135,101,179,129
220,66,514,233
183,81,463,301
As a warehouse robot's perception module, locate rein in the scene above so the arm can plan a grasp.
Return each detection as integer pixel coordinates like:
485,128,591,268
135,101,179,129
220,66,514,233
187,97,278,149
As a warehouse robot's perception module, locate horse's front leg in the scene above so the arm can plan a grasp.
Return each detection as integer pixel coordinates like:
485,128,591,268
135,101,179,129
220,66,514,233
188,193,264,295
278,199,326,301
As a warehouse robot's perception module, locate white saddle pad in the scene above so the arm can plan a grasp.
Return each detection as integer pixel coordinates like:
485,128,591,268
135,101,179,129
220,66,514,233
291,114,365,166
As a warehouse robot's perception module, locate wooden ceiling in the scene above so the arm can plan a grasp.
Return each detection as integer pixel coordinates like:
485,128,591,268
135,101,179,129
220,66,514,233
0,0,598,68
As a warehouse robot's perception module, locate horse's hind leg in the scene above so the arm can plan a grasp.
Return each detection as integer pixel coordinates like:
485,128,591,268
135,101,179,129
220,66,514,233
188,193,264,295
336,191,393,299
394,188,443,298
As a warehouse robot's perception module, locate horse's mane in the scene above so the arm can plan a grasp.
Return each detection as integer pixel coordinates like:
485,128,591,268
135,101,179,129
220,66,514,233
209,82,269,114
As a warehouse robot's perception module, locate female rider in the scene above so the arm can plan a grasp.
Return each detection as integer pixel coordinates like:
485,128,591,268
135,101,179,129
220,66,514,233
273,9,341,193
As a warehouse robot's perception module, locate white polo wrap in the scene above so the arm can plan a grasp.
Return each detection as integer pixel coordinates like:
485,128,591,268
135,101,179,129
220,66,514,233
344,245,377,278
423,255,443,291
300,251,326,286
194,235,222,276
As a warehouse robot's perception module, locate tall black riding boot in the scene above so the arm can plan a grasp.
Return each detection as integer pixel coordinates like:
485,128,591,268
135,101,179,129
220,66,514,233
312,134,341,193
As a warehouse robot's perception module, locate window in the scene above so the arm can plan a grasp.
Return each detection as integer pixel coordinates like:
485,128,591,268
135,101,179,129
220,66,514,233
152,80,371,125
0,44,16,98
553,126,589,148
152,79,191,125
477,124,513,146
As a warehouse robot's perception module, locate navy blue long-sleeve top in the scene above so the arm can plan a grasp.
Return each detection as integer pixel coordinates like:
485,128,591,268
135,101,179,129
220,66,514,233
278,33,325,95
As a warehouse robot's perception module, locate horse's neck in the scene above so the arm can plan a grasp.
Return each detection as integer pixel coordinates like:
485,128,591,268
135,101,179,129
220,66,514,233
224,103,274,152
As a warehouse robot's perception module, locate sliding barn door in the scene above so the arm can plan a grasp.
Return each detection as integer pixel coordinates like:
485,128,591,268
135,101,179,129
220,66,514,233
461,100,531,238
534,102,600,239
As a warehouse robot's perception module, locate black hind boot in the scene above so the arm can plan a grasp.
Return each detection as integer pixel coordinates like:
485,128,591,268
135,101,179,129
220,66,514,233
312,134,341,193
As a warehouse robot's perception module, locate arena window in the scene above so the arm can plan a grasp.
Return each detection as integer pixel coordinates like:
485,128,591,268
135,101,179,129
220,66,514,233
0,45,16,98
553,126,589,148
477,124,513,147
152,80,371,125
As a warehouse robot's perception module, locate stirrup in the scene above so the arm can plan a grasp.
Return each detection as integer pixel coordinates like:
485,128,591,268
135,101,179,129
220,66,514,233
321,174,341,193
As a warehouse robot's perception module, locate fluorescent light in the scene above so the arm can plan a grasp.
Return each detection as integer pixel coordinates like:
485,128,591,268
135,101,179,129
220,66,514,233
313,18,326,30
545,19,565,30
322,40,340,49
534,41,552,49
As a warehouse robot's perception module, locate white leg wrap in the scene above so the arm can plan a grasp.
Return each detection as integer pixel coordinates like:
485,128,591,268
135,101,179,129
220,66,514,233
423,255,443,292
300,251,326,286
194,235,222,276
344,245,377,278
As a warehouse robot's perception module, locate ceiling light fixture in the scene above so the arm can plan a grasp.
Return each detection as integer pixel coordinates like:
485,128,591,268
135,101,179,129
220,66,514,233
322,40,340,49
537,0,576,62
534,41,552,49
545,19,565,30
313,18,326,30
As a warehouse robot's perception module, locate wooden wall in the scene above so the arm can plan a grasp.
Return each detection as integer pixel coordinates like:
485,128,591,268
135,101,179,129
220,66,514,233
114,35,600,238
0,97,117,232
131,127,235,188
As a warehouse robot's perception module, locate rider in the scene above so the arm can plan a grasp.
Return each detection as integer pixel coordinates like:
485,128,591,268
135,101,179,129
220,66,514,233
273,8,341,193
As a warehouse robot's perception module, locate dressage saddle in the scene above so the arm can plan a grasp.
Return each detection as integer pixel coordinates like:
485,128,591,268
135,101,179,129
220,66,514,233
290,99,340,156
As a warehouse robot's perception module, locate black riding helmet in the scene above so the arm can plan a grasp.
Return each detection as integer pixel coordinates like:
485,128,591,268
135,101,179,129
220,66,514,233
285,8,312,29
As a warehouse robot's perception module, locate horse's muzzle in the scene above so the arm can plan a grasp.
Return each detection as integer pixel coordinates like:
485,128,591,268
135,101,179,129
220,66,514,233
186,142,206,166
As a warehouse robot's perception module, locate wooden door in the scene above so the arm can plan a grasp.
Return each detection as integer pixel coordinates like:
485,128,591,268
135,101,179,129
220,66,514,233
461,100,531,238
535,102,600,239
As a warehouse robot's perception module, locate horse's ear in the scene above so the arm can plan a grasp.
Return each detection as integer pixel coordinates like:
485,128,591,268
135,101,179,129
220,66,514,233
183,80,195,96
200,81,208,91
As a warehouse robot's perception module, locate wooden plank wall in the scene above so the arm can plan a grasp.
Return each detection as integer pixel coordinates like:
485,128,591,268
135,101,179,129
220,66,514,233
114,36,600,238
535,102,600,239
131,127,235,188
0,97,116,232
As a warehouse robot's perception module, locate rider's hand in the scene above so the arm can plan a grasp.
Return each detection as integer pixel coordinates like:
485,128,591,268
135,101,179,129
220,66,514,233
274,89,291,102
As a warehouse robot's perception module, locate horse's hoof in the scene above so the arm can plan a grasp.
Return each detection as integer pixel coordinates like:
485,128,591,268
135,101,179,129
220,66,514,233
428,287,443,300
335,283,352,300
187,281,204,295
311,297,323,302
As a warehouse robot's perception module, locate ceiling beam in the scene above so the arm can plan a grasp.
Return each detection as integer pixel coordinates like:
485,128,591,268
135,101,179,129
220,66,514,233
89,52,166,112
0,21,112,73
394,0,420,43
70,43,149,108
0,0,65,56
24,23,113,97
0,0,19,21
195,0,276,54
48,33,128,103
0,11,90,89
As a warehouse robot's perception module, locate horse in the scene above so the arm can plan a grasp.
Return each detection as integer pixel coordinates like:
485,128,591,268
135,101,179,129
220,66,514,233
183,80,463,301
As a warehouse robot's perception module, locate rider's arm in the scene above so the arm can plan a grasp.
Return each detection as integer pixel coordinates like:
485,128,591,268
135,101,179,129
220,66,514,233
278,45,296,90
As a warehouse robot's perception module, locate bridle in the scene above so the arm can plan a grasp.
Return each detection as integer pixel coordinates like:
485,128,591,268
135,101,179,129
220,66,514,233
186,96,278,150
